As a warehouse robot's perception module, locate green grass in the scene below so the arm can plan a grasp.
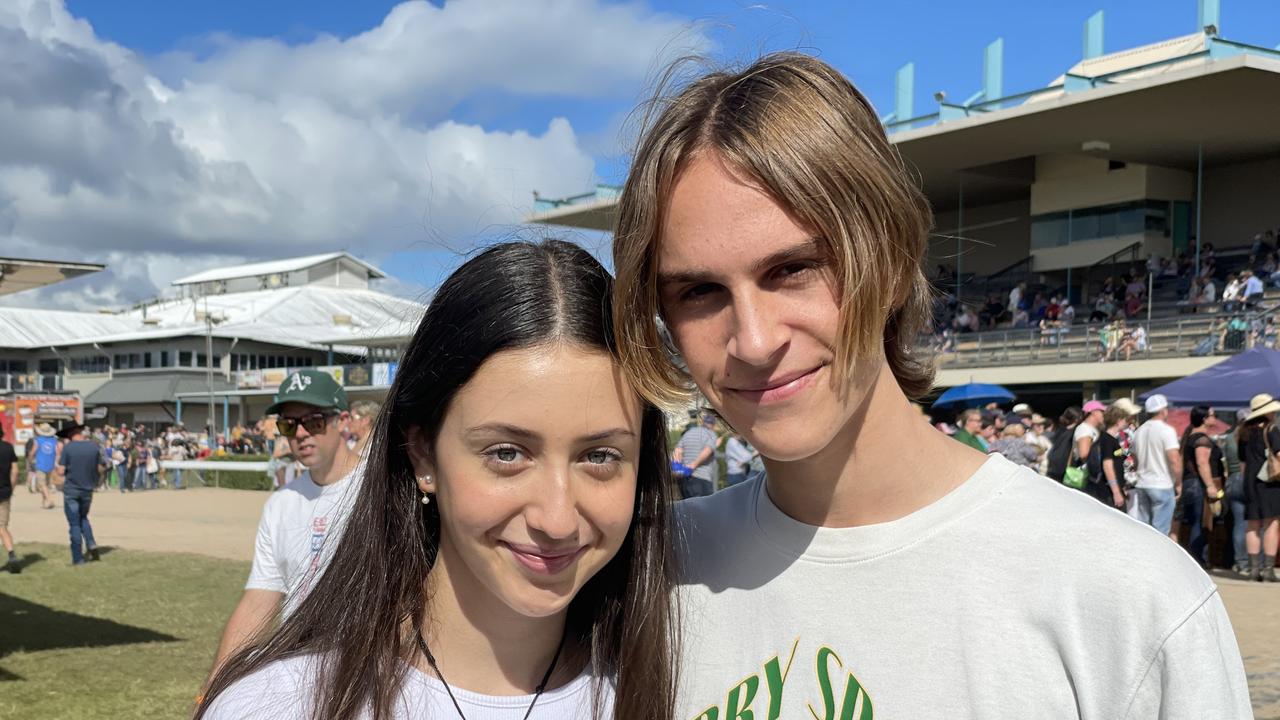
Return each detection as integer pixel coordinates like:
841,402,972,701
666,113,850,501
0,543,248,720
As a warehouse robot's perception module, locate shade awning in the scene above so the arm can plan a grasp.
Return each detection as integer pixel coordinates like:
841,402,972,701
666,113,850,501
84,375,236,406
1139,348,1280,409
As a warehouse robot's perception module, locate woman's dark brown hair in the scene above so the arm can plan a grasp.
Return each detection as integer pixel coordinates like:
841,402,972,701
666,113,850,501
196,240,678,720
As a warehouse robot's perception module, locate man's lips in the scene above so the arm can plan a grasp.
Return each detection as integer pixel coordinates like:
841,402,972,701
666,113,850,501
501,542,586,576
726,365,823,403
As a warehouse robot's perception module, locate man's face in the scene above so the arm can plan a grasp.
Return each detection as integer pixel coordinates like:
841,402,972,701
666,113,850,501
964,414,983,434
657,152,871,462
278,402,348,469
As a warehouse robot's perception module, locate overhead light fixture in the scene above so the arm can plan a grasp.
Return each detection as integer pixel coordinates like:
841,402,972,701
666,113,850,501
1082,140,1111,153
933,91,947,103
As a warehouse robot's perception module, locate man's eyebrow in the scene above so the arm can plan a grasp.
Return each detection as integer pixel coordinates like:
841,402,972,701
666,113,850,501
656,237,824,289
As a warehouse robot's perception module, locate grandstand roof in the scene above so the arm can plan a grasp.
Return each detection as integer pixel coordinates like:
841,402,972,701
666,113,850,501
171,252,385,286
0,257,106,297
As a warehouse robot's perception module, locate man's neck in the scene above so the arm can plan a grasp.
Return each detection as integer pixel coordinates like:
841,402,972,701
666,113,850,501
761,364,988,528
420,542,571,695
307,444,358,486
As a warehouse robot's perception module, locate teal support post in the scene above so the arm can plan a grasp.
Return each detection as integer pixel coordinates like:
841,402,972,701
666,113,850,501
223,395,230,438
1195,143,1204,278
895,63,914,122
983,38,1004,106
1083,11,1104,60
326,344,334,365
176,397,183,424
1198,0,1220,31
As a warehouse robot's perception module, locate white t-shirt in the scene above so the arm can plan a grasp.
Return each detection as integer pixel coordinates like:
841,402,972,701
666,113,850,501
245,465,362,615
1131,419,1180,490
205,654,609,719
673,455,1249,719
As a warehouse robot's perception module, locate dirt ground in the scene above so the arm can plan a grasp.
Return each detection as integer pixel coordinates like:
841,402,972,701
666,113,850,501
7,487,1280,717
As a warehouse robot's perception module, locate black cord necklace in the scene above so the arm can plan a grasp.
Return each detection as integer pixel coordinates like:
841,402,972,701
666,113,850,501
416,629,566,720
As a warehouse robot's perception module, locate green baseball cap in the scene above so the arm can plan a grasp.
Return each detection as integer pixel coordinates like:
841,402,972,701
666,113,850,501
265,369,349,415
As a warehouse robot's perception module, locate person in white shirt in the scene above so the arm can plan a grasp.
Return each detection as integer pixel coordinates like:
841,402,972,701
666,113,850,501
611,52,1250,718
209,369,362,683
1072,400,1105,480
1243,269,1266,306
1130,394,1184,536
198,242,676,720
722,434,757,487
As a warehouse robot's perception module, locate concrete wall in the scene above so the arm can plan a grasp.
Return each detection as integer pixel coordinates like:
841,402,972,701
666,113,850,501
1030,154,1192,216
929,198,1032,277
1202,156,1280,250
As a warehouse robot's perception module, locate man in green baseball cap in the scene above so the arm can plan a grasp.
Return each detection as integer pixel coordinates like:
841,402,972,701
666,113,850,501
210,369,362,679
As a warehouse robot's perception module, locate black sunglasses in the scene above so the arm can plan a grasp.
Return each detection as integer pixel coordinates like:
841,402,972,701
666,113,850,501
276,411,337,438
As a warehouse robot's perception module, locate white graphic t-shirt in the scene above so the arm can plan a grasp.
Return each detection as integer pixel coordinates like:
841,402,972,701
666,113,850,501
245,464,362,615
673,455,1250,719
206,654,610,719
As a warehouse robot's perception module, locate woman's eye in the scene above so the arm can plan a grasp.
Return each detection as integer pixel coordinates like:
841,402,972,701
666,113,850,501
485,446,524,464
584,448,620,465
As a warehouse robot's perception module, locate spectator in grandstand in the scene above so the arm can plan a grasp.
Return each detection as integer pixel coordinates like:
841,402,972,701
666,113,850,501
1253,233,1273,258
1008,282,1025,315
1222,273,1243,313
1115,322,1147,361
1090,292,1116,322
1030,292,1048,321
1010,304,1030,328
1099,318,1123,361
1201,276,1217,305
1122,291,1143,319
1131,395,1182,536
1242,269,1266,307
952,409,986,452
990,416,1040,469
1238,394,1280,582
1221,315,1249,352
980,294,1005,329
1125,275,1146,301
953,304,978,333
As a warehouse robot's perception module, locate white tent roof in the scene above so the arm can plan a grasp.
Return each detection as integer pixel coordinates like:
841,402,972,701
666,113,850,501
0,286,424,352
1027,33,1209,105
170,252,386,286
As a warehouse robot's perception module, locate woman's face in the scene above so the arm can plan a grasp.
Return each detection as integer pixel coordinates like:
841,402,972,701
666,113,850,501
656,152,875,462
411,343,643,620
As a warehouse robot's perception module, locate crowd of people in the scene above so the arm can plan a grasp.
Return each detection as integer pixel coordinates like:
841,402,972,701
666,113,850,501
948,395,1280,581
668,410,764,498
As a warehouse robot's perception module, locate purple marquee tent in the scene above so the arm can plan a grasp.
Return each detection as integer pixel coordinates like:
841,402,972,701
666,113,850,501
1139,348,1280,409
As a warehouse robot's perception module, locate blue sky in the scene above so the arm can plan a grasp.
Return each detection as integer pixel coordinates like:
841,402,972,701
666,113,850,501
18,0,1280,299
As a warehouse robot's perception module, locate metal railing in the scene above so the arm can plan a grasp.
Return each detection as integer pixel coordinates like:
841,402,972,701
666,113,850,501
0,373,64,392
925,304,1280,369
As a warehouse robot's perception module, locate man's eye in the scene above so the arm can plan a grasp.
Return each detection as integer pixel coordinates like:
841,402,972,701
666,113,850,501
681,283,719,302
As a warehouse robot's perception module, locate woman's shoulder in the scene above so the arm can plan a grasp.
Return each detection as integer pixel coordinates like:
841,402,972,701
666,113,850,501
204,655,318,720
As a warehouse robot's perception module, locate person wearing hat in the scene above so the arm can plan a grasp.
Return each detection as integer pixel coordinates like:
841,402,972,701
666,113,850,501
1130,395,1183,535
31,423,60,510
210,369,362,675
1238,393,1280,582
988,414,1041,469
1069,400,1107,492
1024,413,1053,475
54,424,104,564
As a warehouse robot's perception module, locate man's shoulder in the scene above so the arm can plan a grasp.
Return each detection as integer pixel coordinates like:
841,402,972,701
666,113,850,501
674,477,758,542
207,655,316,719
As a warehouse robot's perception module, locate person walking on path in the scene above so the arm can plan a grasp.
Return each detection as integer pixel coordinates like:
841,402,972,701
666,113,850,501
1180,406,1227,568
1239,393,1280,582
30,423,60,509
672,410,718,498
1131,394,1183,536
0,426,20,573
1224,409,1250,575
54,424,102,565
723,433,758,487
209,369,360,679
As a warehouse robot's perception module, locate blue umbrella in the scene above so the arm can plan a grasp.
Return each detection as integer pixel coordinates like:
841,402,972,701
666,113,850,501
931,382,1016,410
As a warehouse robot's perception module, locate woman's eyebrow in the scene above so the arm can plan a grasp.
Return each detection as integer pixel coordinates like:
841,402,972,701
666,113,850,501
464,424,635,443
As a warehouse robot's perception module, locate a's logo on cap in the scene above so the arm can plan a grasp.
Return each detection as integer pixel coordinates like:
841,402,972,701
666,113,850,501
286,373,313,393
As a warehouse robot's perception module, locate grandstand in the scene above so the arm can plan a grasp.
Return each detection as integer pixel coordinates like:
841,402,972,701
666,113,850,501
529,0,1280,415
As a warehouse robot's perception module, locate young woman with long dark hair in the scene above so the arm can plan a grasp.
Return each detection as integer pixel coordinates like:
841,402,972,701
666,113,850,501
1179,405,1226,567
197,240,678,719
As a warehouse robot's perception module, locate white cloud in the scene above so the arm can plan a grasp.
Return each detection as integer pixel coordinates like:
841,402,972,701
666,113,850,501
0,0,706,309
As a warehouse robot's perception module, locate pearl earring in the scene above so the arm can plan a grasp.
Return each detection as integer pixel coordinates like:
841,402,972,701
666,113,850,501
420,474,433,505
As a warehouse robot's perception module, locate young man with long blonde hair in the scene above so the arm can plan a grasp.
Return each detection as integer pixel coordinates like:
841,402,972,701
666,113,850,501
613,53,1250,718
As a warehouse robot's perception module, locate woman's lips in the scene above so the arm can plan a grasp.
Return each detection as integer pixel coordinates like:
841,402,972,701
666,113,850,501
502,543,586,576
728,365,822,404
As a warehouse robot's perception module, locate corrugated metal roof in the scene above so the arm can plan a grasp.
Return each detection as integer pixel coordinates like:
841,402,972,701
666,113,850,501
84,374,236,406
0,286,424,351
171,252,386,286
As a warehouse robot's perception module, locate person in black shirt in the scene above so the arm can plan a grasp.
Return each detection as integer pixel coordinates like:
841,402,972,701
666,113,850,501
1095,405,1130,510
55,424,103,565
1239,393,1280,582
0,426,19,573
1180,406,1226,568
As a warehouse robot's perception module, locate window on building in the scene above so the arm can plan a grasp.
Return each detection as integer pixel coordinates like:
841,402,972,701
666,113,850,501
197,353,208,367
180,351,193,366
160,351,170,367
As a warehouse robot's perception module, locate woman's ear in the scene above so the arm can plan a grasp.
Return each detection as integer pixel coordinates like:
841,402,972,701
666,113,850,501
405,426,436,494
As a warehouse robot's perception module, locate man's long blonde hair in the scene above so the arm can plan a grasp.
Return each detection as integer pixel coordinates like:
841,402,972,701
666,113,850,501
613,52,936,409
